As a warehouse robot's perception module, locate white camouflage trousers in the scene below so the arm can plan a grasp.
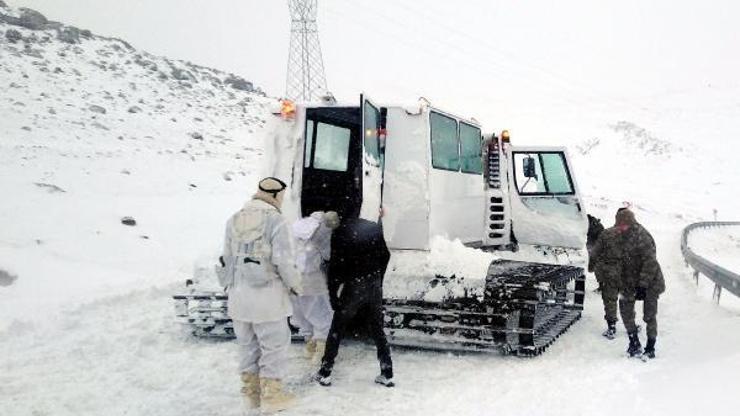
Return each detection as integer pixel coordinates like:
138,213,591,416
232,319,290,379
290,294,334,341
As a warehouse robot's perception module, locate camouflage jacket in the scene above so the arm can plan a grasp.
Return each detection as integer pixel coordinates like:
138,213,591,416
621,223,665,295
588,226,624,282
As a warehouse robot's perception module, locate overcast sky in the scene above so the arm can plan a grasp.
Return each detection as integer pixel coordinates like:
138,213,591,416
10,0,740,141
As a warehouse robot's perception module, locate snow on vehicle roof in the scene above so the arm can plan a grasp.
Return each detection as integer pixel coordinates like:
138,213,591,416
291,100,481,127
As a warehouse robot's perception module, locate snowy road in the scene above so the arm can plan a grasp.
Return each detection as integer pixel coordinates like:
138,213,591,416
3,209,740,416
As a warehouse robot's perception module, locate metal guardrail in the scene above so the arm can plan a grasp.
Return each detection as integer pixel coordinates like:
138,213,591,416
681,221,740,303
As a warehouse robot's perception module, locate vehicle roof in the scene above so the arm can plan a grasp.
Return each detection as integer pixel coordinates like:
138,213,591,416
296,101,481,128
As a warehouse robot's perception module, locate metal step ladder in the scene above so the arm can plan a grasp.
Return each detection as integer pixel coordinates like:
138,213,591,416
483,136,511,247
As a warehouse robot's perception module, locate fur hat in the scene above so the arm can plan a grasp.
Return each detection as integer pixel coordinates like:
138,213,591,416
324,211,340,230
253,177,287,210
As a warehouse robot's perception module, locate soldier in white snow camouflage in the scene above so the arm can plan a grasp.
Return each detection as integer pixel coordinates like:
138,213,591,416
220,177,302,413
290,210,339,365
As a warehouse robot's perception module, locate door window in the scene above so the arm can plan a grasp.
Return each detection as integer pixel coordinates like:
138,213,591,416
304,119,315,168
540,153,574,194
430,112,460,171
311,122,351,171
460,122,482,174
513,152,574,195
363,102,381,166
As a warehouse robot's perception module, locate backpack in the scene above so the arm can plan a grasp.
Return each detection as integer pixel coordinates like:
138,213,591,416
217,204,275,288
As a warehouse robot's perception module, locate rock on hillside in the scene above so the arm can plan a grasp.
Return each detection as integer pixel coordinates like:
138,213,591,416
575,122,680,158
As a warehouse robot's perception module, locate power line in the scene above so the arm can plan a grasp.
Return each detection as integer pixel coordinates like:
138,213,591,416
347,0,643,114
389,1,651,112
321,2,590,112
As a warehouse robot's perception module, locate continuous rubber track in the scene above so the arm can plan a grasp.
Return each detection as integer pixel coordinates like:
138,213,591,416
383,260,585,356
173,260,586,356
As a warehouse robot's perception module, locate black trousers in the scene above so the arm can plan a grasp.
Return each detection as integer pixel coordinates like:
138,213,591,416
319,279,393,378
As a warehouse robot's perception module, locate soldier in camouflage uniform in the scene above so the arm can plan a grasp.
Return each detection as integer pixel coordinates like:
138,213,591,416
616,208,666,358
588,216,625,339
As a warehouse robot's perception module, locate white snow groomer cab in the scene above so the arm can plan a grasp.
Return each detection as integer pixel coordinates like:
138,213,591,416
174,96,588,356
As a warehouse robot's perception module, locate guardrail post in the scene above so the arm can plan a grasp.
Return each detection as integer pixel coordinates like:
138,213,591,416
712,284,722,304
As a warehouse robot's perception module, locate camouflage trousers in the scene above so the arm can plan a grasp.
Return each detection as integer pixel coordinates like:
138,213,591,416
619,292,659,339
600,282,619,324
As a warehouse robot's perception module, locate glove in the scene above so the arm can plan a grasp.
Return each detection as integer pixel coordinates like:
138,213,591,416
635,286,647,301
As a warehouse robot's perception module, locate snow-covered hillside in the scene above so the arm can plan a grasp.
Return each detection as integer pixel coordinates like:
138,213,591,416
0,4,277,329
572,119,740,224
2,3,740,416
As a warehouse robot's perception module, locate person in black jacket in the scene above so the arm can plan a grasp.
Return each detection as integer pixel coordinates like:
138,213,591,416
586,213,606,293
314,216,394,387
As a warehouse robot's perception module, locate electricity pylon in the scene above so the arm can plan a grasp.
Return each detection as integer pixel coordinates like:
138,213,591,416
286,0,328,101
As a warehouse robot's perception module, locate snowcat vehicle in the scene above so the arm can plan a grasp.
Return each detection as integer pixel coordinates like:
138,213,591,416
173,96,587,356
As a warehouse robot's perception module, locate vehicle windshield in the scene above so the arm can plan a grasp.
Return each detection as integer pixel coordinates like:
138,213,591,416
513,151,574,195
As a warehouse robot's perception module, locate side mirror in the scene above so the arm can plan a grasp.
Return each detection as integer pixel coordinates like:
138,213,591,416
523,156,538,179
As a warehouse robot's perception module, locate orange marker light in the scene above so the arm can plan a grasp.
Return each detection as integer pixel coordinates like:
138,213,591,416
501,130,511,143
280,99,296,119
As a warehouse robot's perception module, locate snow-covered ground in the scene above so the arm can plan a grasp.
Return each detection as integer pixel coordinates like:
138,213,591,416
2,4,740,416
4,207,740,416
0,4,276,331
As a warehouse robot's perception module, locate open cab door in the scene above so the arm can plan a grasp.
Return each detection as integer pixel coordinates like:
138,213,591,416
507,146,587,249
359,94,384,222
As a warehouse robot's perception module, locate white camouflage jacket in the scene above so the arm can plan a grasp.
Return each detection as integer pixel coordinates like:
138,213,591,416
292,212,332,296
222,199,301,323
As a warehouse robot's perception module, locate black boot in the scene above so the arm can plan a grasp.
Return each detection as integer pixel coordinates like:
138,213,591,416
626,332,642,357
602,321,617,340
644,337,656,359
314,366,332,386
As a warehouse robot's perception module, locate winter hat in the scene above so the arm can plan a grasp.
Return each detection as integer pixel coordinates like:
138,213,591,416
324,211,340,230
615,208,636,226
253,177,287,210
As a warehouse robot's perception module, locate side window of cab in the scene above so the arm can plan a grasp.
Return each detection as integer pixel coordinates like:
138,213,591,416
430,112,460,171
